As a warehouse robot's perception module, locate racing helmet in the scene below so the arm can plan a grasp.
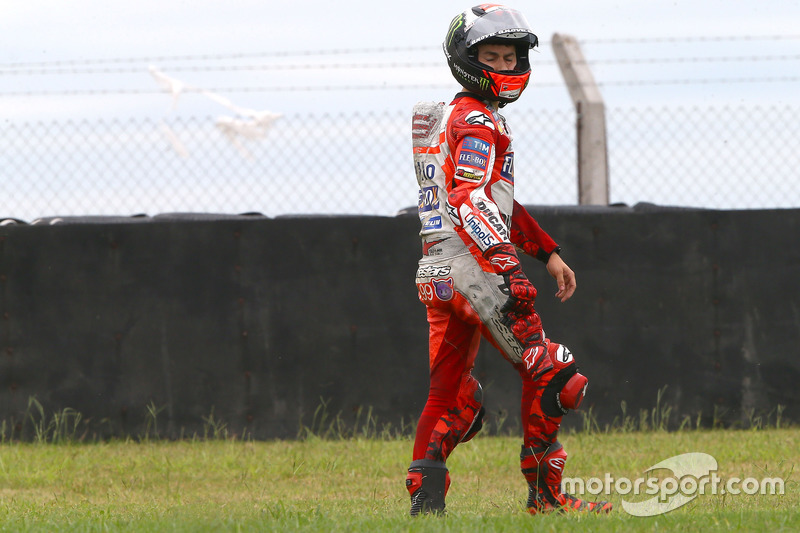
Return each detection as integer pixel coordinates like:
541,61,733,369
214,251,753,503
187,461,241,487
443,4,538,104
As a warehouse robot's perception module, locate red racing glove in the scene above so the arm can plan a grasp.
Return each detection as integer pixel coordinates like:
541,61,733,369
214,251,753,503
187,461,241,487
483,243,537,317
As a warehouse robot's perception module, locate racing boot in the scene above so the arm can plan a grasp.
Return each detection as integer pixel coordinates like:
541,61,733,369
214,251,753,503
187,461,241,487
521,442,612,514
406,460,450,516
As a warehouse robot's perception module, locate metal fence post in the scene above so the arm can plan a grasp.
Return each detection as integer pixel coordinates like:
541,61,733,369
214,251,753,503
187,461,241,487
551,33,609,205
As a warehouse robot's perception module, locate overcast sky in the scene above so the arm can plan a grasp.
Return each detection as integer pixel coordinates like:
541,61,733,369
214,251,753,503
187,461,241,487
2,0,799,120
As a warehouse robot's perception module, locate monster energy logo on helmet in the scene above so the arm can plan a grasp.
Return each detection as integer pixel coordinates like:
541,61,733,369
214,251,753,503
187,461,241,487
446,14,464,47
452,63,489,90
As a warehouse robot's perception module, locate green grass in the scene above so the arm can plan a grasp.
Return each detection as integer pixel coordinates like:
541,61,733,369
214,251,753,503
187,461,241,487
0,428,797,532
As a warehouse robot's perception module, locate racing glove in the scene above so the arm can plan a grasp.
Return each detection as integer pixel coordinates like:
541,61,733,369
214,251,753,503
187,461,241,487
483,243,537,317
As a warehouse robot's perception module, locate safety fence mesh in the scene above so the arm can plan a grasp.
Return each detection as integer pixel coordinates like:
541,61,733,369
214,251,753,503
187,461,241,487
1,104,798,222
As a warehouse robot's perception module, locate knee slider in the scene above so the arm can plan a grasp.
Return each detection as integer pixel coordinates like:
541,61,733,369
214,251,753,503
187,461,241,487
551,345,588,410
470,378,484,405
558,372,588,411
461,376,483,416
540,344,588,416
460,380,484,443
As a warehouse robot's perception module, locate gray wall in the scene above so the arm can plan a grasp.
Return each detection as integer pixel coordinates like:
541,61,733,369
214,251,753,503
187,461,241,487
1,205,798,439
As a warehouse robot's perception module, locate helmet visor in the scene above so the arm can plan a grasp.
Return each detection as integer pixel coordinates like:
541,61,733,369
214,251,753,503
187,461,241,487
465,7,537,48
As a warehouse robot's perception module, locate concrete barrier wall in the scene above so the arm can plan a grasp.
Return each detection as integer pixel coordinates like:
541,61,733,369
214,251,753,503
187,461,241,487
0,206,798,439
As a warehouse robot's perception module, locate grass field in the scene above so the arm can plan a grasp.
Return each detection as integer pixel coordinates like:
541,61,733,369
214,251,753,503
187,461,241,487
0,426,797,532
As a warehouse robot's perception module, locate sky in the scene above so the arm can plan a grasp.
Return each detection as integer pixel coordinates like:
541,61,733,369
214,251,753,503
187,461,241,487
2,0,800,218
2,0,800,121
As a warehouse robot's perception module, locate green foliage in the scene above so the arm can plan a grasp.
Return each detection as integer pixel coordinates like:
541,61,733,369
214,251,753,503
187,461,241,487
0,430,797,531
2,389,792,446
576,386,790,436
0,397,252,444
201,407,229,440
18,396,84,444
1,392,794,530
143,401,167,441
297,397,415,441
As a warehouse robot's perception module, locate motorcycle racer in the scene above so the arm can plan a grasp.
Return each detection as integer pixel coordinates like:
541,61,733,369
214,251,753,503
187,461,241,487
406,4,612,516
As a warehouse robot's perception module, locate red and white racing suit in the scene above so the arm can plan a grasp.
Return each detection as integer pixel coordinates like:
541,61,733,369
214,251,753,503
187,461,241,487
410,92,577,465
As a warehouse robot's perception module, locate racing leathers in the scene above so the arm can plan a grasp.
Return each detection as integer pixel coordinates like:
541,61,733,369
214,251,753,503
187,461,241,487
407,92,592,514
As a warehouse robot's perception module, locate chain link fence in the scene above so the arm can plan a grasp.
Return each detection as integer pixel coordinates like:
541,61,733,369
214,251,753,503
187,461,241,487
1,104,798,221
608,105,800,209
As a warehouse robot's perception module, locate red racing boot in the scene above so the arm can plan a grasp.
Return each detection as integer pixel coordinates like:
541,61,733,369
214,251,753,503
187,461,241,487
405,460,451,516
521,442,612,514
